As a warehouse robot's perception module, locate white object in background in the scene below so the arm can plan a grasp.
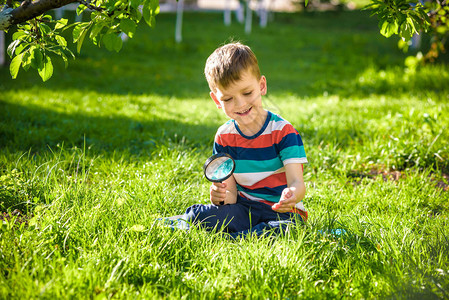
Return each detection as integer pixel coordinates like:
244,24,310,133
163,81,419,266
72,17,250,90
0,30,4,66
55,7,63,19
259,0,268,28
244,0,252,34
224,0,231,26
236,1,245,23
175,0,184,43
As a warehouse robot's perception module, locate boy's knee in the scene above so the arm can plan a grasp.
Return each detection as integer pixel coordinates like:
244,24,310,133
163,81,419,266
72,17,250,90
184,204,219,225
183,204,240,231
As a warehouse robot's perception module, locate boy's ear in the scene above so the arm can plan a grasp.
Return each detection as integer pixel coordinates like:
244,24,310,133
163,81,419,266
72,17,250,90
260,75,267,96
210,91,222,109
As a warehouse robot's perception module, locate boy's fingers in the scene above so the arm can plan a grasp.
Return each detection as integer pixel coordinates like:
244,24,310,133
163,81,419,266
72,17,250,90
210,187,226,194
272,199,297,212
210,184,225,192
210,189,225,199
210,182,228,205
213,192,226,200
280,188,293,200
210,185,226,205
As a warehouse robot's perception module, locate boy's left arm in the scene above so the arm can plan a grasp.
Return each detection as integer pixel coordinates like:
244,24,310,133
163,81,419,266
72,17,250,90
272,163,306,213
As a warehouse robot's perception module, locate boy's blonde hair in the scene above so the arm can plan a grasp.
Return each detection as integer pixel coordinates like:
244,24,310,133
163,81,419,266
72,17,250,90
204,42,261,92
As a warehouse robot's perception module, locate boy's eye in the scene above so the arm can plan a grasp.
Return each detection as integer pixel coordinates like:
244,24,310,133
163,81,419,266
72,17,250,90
243,91,252,96
222,98,232,102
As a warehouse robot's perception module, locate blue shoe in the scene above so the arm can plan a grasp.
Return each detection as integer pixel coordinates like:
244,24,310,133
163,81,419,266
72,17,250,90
317,228,346,237
156,218,190,231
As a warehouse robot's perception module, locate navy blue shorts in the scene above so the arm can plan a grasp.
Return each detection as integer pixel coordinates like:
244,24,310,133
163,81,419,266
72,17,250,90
182,196,303,233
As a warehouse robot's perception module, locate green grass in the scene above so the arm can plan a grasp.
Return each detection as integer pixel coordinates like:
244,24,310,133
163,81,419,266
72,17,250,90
1,10,449,299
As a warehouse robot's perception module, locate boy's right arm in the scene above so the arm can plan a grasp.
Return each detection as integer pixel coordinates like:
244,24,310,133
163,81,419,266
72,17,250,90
210,175,238,205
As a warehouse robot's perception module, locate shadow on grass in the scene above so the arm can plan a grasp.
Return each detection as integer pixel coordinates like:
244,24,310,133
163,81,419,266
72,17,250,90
0,100,216,156
1,11,448,99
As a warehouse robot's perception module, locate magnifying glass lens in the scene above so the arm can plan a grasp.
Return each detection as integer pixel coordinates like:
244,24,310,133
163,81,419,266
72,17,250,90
203,153,236,183
206,157,233,181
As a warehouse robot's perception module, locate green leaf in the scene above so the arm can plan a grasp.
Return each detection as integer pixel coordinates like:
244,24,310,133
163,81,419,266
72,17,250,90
77,4,87,16
39,23,51,35
102,33,123,52
120,19,137,38
12,31,27,40
149,16,156,27
73,23,90,43
38,55,53,82
42,14,53,21
73,23,91,53
380,20,399,38
15,44,26,56
22,51,32,71
77,32,88,53
7,39,21,57
143,1,152,26
132,6,143,21
55,18,68,30
55,35,67,46
399,22,412,42
407,17,417,34
130,0,141,9
30,47,43,69
10,54,22,79
89,22,105,39
150,0,159,12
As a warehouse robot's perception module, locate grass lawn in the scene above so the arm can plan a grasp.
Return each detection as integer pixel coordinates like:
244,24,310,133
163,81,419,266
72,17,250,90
1,9,449,299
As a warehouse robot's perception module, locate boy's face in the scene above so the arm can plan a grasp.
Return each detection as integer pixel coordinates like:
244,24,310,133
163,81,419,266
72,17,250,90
210,70,267,133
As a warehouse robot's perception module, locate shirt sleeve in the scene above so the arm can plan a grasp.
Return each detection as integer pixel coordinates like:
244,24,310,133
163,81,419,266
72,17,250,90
278,124,308,165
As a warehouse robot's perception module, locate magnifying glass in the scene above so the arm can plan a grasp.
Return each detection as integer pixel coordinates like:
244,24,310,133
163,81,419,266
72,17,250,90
203,153,236,205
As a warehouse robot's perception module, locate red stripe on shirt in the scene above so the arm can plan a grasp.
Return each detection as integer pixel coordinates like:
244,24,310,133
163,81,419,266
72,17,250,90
239,172,287,190
218,133,273,148
217,127,297,149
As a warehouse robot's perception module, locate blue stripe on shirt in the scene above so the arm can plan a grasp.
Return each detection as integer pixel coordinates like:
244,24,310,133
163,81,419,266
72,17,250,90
235,157,283,174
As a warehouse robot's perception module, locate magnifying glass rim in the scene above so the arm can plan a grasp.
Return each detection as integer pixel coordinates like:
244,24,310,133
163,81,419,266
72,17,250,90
203,153,236,183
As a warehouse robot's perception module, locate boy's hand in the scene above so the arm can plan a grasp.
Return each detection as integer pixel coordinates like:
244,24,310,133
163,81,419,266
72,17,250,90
210,182,227,205
272,187,299,213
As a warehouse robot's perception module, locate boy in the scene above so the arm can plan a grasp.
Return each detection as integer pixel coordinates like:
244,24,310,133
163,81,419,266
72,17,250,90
171,42,308,235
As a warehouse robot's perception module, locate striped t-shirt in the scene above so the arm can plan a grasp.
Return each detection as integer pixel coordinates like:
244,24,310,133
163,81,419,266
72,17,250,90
213,111,308,214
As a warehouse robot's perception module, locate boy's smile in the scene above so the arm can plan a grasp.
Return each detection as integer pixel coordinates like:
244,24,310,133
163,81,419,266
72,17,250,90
236,107,252,116
210,70,268,136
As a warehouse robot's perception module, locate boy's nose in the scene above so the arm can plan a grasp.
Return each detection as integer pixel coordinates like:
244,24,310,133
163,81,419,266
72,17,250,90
233,96,245,108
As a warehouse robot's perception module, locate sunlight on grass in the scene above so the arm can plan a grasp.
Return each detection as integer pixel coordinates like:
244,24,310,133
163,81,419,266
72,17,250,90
1,10,448,299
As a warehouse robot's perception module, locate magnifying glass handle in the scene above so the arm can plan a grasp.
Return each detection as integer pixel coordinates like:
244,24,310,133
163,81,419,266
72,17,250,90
214,180,225,206
219,181,224,205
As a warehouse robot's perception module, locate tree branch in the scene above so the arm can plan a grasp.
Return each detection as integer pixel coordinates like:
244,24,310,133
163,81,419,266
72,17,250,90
0,0,77,30
78,0,103,12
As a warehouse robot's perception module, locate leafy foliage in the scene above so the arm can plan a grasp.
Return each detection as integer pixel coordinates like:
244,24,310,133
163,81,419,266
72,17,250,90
365,0,430,40
423,0,449,61
7,17,72,81
3,0,160,81
0,11,448,298
365,0,448,61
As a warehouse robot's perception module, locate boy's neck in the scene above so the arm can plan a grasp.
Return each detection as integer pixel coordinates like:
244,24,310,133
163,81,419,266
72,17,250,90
235,109,269,137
